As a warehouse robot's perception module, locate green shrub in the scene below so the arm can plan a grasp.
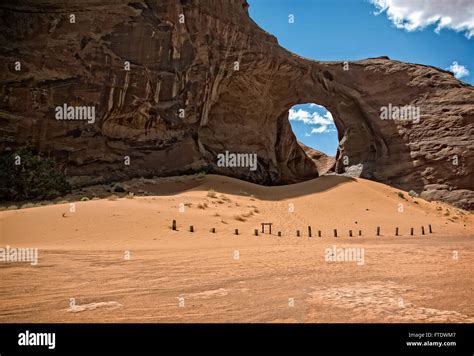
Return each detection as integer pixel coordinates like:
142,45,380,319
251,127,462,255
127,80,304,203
0,147,70,201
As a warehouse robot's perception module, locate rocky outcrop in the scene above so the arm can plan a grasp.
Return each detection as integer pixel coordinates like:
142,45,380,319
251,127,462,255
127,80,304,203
299,142,335,176
0,0,473,208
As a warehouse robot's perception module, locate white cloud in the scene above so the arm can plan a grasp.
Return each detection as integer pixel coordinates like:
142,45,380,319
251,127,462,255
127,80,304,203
447,61,470,78
310,126,328,134
288,108,312,124
289,108,335,134
289,108,334,126
369,0,474,38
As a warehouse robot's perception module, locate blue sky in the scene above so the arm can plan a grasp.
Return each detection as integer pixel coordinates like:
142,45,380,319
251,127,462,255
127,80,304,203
289,104,339,156
248,0,474,155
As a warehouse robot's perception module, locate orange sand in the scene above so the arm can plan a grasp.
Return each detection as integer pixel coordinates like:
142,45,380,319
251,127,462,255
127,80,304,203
0,174,473,322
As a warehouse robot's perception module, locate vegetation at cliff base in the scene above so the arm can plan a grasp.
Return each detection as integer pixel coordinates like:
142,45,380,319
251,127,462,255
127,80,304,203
0,147,70,201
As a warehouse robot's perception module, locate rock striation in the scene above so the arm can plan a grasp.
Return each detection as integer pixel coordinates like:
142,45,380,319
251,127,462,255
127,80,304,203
0,0,473,208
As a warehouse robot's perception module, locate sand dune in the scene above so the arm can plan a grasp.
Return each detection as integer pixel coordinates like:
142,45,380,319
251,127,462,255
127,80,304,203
0,174,473,322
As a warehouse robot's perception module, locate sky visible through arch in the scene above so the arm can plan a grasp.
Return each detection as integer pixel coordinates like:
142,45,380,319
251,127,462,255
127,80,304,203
247,0,474,156
289,104,338,156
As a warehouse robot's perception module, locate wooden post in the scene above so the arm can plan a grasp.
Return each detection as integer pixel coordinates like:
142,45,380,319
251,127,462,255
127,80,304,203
349,230,353,237
261,223,273,235
235,228,239,235
172,219,177,231
429,224,433,234
334,229,337,237
395,227,399,236
376,226,380,236
254,229,258,236
421,226,425,235
359,230,362,236
278,231,281,237
410,227,414,236
318,230,321,237
308,226,312,237
189,225,194,232
296,230,300,237
211,227,215,233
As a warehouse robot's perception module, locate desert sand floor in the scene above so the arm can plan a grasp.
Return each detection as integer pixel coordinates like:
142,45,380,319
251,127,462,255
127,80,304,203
0,174,473,322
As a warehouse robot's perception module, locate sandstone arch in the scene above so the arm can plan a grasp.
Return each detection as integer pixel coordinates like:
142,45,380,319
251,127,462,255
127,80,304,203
0,0,472,208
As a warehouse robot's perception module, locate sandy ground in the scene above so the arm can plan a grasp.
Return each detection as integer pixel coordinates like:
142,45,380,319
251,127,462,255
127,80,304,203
0,174,473,322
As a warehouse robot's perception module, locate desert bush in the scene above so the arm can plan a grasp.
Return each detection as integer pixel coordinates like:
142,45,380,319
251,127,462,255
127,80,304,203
207,189,217,198
397,192,406,200
21,202,37,209
242,210,254,218
113,184,126,193
233,214,247,222
0,147,70,201
220,194,231,202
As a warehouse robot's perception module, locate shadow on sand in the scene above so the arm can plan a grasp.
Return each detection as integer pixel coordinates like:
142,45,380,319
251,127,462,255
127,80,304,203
138,174,357,201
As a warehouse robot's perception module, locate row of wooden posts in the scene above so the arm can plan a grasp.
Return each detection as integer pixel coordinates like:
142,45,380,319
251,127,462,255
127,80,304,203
171,220,433,236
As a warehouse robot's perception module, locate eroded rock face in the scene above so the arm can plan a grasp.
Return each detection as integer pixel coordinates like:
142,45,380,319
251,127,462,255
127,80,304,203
0,0,473,208
299,142,335,176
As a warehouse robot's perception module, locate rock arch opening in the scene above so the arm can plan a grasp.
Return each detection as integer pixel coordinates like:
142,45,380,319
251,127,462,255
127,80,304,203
287,103,338,176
